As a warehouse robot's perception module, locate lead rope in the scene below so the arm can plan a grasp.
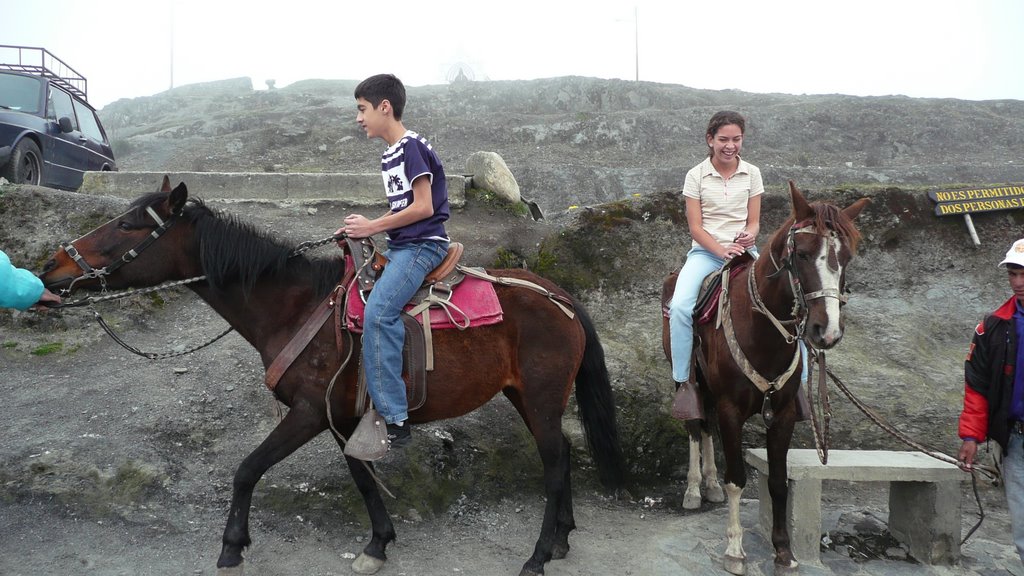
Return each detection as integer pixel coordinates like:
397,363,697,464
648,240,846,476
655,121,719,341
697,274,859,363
825,365,997,544
802,349,831,464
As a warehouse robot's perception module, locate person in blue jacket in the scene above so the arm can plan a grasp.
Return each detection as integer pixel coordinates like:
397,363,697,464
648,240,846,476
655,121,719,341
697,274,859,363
0,249,61,310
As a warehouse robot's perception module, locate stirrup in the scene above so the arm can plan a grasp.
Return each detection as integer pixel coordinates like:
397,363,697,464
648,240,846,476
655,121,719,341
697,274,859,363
670,378,704,421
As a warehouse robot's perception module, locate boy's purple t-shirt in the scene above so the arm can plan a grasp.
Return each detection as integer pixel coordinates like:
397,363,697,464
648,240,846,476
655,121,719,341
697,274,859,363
380,131,449,245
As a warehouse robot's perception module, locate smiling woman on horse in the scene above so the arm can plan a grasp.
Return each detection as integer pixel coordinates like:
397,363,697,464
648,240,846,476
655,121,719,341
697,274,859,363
668,111,763,419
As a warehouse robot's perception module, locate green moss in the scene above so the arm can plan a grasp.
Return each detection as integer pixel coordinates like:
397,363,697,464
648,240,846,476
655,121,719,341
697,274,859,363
31,342,63,356
2,341,17,349
466,187,529,218
146,292,166,308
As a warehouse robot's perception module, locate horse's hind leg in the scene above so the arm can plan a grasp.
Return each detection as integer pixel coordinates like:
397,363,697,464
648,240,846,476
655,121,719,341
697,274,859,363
504,389,570,576
217,407,326,574
550,433,576,560
701,428,725,503
683,419,704,509
337,449,396,575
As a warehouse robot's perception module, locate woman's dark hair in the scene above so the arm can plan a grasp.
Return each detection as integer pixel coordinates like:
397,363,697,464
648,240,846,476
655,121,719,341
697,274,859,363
354,74,406,120
706,110,746,156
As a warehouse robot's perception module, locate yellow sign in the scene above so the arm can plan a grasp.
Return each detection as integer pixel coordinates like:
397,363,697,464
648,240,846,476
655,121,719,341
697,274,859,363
929,185,1024,216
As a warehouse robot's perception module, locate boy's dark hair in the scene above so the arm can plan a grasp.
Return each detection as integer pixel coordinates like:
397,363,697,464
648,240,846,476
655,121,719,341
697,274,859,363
354,74,406,120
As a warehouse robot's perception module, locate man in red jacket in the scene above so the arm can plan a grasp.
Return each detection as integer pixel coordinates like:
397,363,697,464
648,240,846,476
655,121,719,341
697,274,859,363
959,237,1024,563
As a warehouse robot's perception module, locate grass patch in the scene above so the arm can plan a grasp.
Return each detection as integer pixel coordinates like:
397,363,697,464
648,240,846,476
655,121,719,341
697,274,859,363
2,341,17,349
31,342,63,356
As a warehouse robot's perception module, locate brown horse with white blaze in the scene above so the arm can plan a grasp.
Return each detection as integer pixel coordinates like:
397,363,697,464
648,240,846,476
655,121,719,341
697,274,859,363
662,181,868,574
39,177,626,576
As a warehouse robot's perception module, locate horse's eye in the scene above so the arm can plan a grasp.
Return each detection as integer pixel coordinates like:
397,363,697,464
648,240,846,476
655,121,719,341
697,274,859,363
796,252,811,261
118,221,134,231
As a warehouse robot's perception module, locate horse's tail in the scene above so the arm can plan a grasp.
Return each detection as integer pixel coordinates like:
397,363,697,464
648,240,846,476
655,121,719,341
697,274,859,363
572,299,627,491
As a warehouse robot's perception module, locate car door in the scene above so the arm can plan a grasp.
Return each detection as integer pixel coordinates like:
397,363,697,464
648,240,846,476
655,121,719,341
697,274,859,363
71,97,114,172
44,86,85,189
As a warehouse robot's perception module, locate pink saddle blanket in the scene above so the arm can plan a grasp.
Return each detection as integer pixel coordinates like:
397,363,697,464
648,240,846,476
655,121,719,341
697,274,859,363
345,273,504,333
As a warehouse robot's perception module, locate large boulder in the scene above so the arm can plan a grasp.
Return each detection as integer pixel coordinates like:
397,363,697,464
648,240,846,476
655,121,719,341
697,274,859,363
466,151,521,204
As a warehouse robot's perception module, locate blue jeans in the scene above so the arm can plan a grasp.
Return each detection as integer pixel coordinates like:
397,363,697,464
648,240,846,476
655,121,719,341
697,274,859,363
362,240,447,424
1004,430,1024,564
669,246,758,383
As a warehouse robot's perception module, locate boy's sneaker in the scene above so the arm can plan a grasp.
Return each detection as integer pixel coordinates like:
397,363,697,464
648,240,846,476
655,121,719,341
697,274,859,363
386,421,411,448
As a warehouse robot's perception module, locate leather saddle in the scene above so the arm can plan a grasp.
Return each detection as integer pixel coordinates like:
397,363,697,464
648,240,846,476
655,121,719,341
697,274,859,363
344,237,466,414
694,251,754,326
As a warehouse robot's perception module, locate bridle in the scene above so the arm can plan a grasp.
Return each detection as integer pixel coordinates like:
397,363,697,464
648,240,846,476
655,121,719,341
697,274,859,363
753,220,849,343
51,201,341,359
60,205,182,295
737,219,851,463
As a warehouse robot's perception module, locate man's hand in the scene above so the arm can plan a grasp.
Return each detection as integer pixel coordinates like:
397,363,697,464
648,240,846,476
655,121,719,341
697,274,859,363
957,439,978,471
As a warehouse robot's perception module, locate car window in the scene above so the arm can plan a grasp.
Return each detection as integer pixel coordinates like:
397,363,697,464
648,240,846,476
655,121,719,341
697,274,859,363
0,73,43,113
49,87,78,130
73,99,105,143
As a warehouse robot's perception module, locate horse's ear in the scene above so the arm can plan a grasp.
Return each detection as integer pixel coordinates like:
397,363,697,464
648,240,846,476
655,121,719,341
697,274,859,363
160,175,172,193
168,182,188,215
789,180,813,220
842,197,871,221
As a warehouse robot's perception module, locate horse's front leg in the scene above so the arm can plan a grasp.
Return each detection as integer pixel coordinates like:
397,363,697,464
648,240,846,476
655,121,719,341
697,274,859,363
766,407,799,572
340,452,396,575
216,407,325,575
717,408,748,576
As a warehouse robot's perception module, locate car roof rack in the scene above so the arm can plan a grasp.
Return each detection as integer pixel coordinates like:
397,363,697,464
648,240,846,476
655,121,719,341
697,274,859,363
0,45,88,102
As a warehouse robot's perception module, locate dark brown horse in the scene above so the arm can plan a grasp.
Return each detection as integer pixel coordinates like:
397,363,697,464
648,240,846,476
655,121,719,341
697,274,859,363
662,181,868,574
40,178,626,576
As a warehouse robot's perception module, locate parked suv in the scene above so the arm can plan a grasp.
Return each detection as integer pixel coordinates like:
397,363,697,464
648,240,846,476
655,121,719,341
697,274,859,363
0,45,116,190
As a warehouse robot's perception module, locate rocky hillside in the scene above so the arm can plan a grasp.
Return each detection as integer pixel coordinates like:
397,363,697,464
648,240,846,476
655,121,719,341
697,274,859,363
100,76,1024,213
6,76,1024,520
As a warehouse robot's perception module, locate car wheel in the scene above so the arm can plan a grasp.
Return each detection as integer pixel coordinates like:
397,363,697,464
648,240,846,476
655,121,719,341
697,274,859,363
2,139,43,185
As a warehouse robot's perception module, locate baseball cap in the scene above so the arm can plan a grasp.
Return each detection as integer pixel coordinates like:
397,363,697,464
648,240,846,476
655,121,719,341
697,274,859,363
998,238,1024,268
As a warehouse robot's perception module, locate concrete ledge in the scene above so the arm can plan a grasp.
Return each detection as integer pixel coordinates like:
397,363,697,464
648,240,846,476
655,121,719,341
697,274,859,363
80,171,466,208
745,448,962,566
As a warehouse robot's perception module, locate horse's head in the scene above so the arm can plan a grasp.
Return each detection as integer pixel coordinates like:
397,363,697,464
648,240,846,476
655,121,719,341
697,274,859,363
771,180,869,350
40,175,193,294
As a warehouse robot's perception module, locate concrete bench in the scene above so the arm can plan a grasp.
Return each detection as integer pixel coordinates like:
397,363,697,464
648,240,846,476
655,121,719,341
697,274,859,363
744,448,963,565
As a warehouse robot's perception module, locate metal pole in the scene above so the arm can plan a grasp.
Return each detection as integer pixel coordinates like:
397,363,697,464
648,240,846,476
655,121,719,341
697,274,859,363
963,214,981,246
169,0,175,90
634,6,639,82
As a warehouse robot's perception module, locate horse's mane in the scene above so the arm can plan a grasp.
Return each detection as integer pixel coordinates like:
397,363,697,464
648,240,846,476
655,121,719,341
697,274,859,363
769,201,862,254
129,193,343,298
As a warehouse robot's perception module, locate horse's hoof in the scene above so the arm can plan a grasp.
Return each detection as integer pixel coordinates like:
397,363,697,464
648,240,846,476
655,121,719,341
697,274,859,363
216,564,244,576
774,558,799,574
723,554,746,576
518,569,543,576
705,484,725,503
352,552,385,575
551,542,569,560
682,490,702,510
